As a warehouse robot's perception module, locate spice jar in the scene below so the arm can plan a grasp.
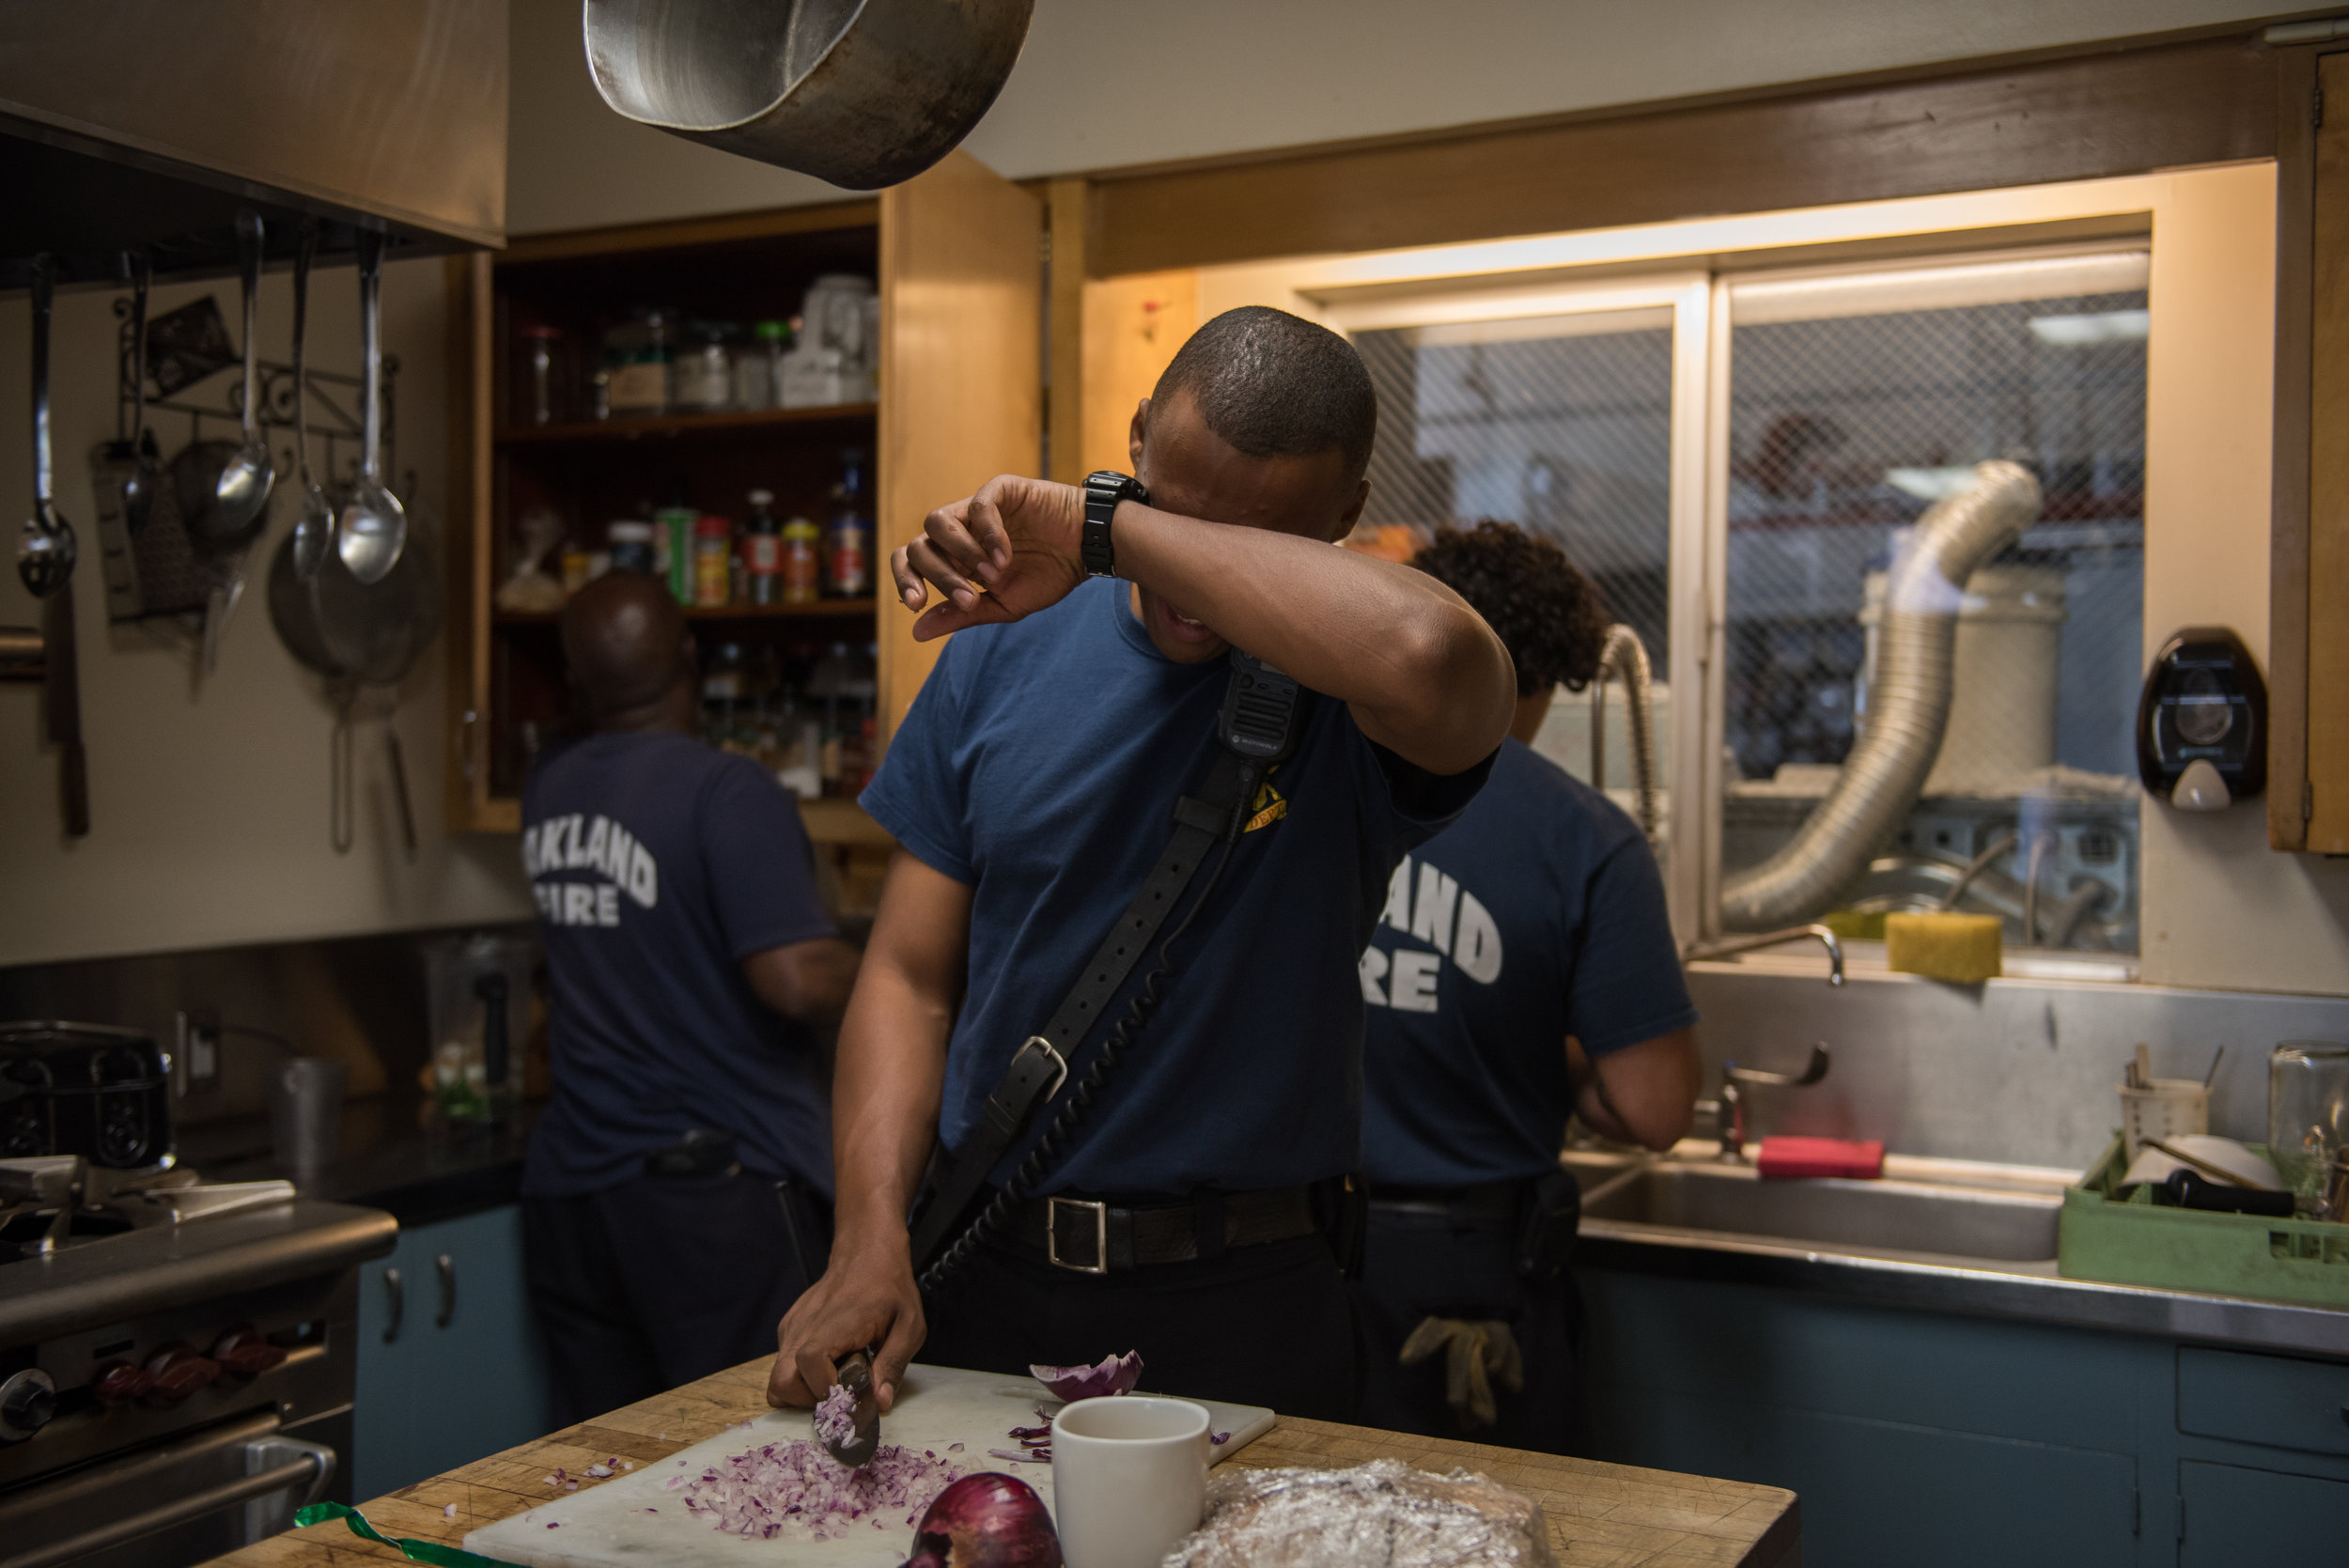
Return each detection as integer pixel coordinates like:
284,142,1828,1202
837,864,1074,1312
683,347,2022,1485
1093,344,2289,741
602,308,676,418
674,320,738,412
693,515,734,606
608,520,655,576
781,515,821,605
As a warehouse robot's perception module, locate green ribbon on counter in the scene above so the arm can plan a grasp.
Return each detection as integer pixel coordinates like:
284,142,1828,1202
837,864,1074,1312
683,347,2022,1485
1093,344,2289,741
294,1502,523,1568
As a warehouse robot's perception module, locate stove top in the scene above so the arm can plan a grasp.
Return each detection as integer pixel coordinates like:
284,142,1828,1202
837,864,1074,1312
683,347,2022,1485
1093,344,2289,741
0,1156,298,1265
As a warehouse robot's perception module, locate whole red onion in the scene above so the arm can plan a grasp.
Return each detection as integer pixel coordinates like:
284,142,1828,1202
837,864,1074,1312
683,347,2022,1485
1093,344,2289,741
898,1472,1061,1568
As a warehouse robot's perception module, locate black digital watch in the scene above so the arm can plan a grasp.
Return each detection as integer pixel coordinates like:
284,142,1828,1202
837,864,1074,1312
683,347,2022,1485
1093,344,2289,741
1081,470,1147,579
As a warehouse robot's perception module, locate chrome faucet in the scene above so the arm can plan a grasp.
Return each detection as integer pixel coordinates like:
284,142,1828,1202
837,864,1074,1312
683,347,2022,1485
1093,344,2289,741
1697,1044,1831,1160
1685,924,1846,986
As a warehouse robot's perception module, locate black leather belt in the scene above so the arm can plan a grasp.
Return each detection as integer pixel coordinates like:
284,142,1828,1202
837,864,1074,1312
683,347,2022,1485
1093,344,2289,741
1004,1186,1319,1274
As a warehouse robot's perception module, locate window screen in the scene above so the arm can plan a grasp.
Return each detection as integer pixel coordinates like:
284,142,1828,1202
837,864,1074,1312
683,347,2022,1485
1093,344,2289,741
1719,251,2148,952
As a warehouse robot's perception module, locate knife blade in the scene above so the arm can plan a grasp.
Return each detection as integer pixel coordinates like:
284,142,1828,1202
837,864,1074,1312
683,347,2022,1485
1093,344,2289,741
822,1348,881,1468
42,582,86,837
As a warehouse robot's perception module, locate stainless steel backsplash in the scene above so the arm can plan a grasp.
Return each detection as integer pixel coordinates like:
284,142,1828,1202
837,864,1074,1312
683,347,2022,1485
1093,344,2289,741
1687,963,2349,1172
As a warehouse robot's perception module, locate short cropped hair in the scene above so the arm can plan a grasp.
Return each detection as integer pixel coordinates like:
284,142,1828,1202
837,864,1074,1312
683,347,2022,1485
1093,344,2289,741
1413,521,1612,696
1153,306,1378,484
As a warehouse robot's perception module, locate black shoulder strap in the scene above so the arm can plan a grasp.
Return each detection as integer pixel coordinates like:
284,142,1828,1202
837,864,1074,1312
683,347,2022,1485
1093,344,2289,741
906,653,1300,1270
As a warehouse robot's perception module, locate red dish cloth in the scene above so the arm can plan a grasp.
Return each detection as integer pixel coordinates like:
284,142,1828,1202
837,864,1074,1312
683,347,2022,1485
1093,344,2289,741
1755,1136,1885,1179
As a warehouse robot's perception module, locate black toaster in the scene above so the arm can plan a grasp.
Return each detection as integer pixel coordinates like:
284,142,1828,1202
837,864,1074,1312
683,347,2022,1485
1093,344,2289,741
0,1021,173,1169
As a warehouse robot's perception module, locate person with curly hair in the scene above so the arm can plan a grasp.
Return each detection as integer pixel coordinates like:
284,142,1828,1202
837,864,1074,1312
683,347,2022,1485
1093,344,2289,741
1356,520,1700,1452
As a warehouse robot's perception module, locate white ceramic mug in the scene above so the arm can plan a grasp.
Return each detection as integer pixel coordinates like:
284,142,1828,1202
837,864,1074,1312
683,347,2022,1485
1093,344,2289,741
1050,1396,1210,1568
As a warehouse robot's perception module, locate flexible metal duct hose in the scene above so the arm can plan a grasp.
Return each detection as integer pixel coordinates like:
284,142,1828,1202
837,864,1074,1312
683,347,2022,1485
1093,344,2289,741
1590,624,1660,843
1719,459,2042,931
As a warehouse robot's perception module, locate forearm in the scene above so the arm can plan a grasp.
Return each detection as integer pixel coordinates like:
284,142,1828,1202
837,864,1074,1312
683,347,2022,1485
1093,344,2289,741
827,966,949,1253
1115,501,1515,772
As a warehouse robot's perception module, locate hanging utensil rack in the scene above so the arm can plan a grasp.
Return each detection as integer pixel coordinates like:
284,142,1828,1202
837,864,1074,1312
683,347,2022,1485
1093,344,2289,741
101,294,398,627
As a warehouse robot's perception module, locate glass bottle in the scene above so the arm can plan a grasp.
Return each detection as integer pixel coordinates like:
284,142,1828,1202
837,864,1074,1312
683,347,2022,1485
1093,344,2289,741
826,448,874,598
519,325,566,425
2270,1041,2349,1216
693,514,734,607
743,489,783,605
674,319,738,412
781,514,821,605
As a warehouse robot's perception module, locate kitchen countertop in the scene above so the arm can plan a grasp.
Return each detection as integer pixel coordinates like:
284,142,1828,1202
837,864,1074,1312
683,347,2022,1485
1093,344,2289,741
178,1094,538,1228
1570,1144,2349,1358
210,1357,1799,1568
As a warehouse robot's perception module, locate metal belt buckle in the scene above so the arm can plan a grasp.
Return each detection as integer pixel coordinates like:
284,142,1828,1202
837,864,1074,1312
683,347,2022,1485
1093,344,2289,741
1046,1196,1110,1274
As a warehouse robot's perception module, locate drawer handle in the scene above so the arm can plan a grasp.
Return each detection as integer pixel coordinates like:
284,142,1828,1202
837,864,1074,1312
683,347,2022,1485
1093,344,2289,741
435,1253,456,1328
381,1266,403,1344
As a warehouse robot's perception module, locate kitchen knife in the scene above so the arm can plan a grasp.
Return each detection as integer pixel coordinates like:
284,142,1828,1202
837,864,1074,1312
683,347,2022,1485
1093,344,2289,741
823,1348,880,1469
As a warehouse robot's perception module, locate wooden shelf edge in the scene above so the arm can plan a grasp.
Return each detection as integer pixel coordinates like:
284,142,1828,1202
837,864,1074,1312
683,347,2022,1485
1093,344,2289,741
496,403,877,447
491,598,877,627
455,793,887,847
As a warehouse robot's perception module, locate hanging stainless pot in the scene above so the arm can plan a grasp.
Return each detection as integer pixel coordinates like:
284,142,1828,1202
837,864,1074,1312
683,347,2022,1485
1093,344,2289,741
583,0,1033,190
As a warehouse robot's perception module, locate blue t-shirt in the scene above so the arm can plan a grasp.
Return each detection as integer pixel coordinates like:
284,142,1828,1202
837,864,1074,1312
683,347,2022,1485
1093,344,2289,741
1360,738,1697,1188
519,731,839,1198
859,578,1489,1197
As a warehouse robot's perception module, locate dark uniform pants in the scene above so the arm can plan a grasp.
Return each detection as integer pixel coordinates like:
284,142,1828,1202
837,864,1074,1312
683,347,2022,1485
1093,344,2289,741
523,1170,830,1428
921,1234,1363,1423
1356,1193,1581,1452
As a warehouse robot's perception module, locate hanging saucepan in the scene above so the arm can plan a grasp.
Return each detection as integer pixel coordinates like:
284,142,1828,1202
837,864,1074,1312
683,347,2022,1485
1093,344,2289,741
583,0,1034,189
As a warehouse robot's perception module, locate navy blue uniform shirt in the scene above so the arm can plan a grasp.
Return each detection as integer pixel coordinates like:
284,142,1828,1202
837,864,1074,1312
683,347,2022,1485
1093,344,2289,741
520,732,838,1198
859,577,1489,1197
1360,738,1697,1188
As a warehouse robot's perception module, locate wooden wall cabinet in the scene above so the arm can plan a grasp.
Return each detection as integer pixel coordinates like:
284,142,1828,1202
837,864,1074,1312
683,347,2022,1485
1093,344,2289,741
443,154,1041,840
2276,47,2349,854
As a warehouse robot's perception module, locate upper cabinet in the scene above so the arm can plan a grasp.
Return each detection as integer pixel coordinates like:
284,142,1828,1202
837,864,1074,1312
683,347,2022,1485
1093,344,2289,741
2276,49,2349,853
442,154,1041,837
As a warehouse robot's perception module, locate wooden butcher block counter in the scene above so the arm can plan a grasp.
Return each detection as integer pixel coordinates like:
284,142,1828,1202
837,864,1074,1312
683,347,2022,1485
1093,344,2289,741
209,1358,1798,1568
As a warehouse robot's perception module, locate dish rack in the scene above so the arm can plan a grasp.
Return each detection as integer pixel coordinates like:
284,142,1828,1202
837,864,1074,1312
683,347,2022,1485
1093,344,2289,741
2059,1134,2349,1307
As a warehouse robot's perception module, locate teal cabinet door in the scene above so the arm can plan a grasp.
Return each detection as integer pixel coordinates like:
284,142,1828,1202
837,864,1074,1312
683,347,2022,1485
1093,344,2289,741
353,1205,552,1498
2179,1461,2349,1566
353,1228,419,1498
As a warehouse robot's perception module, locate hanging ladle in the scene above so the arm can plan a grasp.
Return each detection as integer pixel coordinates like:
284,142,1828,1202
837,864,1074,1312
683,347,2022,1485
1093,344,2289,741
119,250,163,535
288,222,334,581
205,210,275,547
337,229,404,584
17,254,76,599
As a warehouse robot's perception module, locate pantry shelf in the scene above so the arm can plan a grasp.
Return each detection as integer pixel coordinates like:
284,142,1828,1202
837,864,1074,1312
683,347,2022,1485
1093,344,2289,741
493,402,878,447
490,598,878,627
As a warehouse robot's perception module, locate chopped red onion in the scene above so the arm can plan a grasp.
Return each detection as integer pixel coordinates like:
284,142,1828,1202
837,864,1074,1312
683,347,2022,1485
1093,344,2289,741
985,1450,1030,1464
814,1383,858,1448
678,1438,966,1543
1211,1432,1232,1446
1029,1351,1143,1403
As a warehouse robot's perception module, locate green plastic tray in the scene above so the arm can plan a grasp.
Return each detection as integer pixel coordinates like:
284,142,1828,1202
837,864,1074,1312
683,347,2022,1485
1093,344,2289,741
2058,1134,2349,1308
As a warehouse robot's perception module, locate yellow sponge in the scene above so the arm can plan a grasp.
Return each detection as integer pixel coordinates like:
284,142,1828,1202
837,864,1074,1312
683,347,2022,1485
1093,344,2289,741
1885,911,2002,984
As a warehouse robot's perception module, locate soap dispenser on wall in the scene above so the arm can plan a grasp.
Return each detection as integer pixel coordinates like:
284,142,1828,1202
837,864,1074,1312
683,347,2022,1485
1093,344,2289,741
2136,627,2266,810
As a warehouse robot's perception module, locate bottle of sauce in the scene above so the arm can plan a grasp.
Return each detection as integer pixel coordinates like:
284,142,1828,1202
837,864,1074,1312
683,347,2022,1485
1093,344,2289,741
693,515,733,607
742,489,783,605
826,448,874,598
782,515,822,605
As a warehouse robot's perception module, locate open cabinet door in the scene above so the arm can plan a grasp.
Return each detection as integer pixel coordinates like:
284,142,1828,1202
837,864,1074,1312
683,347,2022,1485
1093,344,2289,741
877,151,1043,748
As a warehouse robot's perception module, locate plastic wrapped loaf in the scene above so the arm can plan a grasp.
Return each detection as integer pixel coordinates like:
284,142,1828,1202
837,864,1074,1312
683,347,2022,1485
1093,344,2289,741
1159,1458,1558,1568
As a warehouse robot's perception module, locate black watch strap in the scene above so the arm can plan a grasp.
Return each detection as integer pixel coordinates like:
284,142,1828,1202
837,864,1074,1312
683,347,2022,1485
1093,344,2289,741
1081,471,1146,578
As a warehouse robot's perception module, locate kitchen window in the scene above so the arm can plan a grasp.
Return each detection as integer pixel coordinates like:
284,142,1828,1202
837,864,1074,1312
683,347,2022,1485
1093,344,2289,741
1328,241,2152,963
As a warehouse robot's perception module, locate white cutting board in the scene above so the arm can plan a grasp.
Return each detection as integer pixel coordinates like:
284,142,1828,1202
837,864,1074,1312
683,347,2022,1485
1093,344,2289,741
466,1364,1273,1568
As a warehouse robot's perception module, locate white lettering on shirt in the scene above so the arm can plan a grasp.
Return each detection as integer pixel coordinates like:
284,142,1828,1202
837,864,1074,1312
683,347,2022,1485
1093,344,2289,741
1380,859,1413,934
1388,948,1442,1012
525,811,659,924
1454,890,1502,985
1361,860,1505,1009
1411,863,1459,957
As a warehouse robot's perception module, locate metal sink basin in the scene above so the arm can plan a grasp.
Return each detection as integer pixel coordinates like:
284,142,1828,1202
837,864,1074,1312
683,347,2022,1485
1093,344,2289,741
1576,1153,2063,1263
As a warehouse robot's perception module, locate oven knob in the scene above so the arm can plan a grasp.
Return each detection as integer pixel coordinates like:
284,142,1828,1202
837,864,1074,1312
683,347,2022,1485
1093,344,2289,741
92,1360,156,1406
209,1324,287,1377
142,1344,219,1406
0,1369,55,1441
